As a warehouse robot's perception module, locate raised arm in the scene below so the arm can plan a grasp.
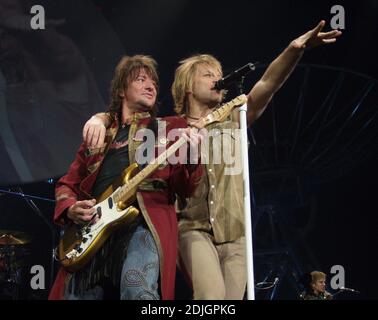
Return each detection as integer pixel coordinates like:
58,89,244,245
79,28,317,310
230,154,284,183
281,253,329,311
247,20,342,125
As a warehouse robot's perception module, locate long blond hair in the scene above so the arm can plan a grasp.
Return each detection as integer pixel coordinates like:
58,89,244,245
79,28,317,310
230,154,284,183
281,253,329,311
171,54,222,115
310,271,326,284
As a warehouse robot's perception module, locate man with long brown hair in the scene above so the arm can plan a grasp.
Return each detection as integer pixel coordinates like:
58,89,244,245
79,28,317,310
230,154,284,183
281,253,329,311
49,55,203,300
83,21,341,299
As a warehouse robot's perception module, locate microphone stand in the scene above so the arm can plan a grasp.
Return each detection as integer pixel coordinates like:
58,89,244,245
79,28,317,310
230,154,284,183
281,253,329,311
1,187,57,293
331,288,360,298
237,77,256,300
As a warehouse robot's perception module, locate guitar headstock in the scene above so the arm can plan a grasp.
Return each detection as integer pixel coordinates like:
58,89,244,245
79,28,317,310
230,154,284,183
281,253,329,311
192,94,248,128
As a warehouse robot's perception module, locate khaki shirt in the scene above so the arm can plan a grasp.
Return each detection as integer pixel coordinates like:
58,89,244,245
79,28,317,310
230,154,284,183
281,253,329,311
177,111,245,244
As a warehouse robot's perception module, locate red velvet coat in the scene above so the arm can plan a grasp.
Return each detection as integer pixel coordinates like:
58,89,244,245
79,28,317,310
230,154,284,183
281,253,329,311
48,114,202,300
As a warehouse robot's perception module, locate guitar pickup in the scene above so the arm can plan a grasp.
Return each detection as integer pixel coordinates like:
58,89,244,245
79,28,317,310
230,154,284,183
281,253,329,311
96,206,102,219
108,197,113,209
75,244,83,253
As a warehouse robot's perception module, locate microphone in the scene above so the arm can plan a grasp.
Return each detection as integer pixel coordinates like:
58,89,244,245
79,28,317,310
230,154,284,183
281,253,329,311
213,62,258,91
339,287,360,294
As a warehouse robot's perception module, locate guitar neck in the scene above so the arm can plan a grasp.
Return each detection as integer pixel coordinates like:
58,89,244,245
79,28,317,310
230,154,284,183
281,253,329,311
115,136,187,201
197,94,247,127
114,94,247,203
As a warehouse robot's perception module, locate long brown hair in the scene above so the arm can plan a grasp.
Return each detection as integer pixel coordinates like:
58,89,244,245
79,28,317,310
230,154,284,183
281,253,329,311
107,55,160,118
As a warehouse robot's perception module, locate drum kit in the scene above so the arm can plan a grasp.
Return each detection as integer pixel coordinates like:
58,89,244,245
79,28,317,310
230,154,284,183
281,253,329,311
0,230,31,299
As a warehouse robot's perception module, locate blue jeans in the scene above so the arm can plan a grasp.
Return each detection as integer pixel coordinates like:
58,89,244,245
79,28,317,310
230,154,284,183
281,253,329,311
65,223,160,300
120,223,160,300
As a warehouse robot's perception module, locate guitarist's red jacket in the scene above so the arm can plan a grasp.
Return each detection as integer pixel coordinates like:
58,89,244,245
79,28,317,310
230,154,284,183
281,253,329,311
48,114,202,300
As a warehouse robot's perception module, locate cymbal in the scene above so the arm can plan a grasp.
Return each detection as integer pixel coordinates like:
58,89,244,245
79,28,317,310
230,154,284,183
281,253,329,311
0,230,31,245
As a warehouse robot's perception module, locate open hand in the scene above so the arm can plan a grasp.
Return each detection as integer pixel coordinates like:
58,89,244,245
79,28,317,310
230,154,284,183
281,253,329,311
291,20,342,50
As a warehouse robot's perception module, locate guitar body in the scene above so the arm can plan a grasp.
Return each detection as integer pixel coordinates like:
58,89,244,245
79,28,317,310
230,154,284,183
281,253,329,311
57,163,140,272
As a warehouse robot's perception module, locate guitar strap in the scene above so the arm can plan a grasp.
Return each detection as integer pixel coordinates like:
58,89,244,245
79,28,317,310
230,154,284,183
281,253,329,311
128,112,150,164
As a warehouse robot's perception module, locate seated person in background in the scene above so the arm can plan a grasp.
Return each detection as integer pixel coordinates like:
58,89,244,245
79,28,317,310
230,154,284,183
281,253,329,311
299,271,333,300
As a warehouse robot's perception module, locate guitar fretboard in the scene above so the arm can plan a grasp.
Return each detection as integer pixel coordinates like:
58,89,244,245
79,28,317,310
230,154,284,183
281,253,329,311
114,136,188,202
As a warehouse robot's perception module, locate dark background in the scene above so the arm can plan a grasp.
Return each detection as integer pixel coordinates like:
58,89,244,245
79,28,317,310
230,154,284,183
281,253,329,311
0,0,377,299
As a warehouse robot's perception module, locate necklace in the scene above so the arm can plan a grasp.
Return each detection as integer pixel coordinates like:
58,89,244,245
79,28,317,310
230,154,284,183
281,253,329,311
187,106,217,121
186,115,201,120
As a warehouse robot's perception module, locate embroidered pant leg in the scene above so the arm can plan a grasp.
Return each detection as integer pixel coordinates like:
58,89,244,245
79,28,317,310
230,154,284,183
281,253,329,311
120,224,160,300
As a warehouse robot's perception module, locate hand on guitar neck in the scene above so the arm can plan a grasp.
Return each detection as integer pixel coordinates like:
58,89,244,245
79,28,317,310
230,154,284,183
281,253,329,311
179,127,204,165
180,127,204,147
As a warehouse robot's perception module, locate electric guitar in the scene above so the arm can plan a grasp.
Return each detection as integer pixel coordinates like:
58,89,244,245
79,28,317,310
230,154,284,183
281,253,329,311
57,94,247,271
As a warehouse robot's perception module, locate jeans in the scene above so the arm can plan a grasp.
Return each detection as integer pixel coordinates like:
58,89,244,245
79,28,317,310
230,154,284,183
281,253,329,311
65,223,160,300
120,223,160,300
